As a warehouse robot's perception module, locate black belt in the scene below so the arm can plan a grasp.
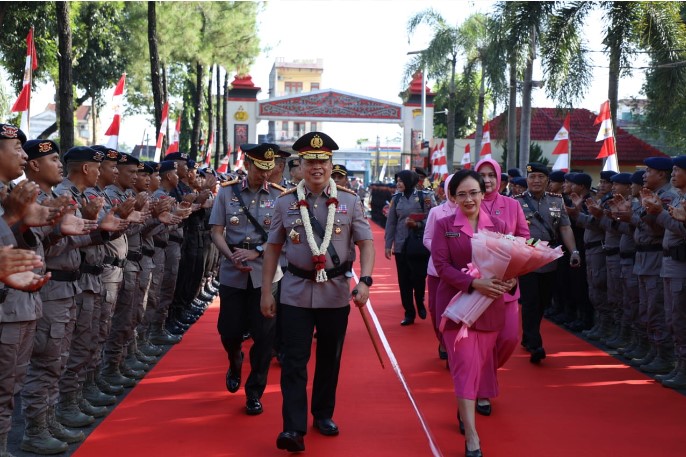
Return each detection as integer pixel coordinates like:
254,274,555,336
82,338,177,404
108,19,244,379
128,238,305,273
229,242,262,250
636,244,663,252
169,234,184,244
287,261,352,282
585,240,603,249
154,240,168,249
663,245,686,260
80,263,104,275
47,269,81,282
142,247,155,257
620,251,636,259
103,255,127,267
126,251,143,262
603,247,619,256
0,288,7,304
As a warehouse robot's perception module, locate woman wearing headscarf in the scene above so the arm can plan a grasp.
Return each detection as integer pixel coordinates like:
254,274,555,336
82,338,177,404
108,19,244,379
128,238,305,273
433,169,517,457
385,170,435,326
423,174,455,358
473,158,530,416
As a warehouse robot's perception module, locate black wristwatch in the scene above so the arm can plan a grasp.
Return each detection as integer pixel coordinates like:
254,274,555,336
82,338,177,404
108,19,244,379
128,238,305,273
255,245,264,257
359,276,373,287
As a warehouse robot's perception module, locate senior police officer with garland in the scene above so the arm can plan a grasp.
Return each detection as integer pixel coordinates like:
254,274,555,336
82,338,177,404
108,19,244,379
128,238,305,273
209,143,285,416
261,132,374,453
516,162,580,364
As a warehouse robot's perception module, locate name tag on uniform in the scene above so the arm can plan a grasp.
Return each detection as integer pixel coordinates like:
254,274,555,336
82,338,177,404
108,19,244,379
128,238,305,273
445,232,460,238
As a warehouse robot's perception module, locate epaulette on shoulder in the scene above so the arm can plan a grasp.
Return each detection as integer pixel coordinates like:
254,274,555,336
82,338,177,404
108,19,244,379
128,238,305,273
514,193,525,198
220,178,239,187
280,187,297,197
336,184,356,195
270,182,286,192
547,192,563,198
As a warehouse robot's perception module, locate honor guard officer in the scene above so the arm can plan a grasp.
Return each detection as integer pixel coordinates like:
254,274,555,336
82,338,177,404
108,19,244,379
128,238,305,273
270,148,294,189
516,163,580,363
209,143,284,416
260,132,375,453
331,164,351,189
287,158,303,185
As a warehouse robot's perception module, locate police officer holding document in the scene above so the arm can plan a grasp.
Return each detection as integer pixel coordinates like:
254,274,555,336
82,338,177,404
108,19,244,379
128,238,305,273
260,132,374,453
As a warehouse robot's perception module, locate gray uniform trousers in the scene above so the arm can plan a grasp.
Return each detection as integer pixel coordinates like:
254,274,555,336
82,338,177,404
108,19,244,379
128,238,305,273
0,321,36,434
22,296,77,419
142,247,165,332
92,271,123,371
131,259,154,341
103,263,140,366
586,248,608,317
606,253,623,321
639,274,666,345
620,261,640,331
664,276,686,359
155,241,182,326
59,291,98,394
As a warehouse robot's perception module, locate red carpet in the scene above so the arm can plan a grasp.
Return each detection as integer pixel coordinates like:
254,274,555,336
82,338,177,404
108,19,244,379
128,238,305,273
75,224,686,456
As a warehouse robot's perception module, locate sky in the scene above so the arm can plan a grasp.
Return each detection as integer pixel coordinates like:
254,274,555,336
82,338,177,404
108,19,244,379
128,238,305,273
14,0,648,151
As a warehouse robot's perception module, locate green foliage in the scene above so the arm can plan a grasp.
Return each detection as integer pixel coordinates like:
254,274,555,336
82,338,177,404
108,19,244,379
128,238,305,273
432,69,480,138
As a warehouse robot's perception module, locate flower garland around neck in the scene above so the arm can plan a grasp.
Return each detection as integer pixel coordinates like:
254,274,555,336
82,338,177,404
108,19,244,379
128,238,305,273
297,178,338,282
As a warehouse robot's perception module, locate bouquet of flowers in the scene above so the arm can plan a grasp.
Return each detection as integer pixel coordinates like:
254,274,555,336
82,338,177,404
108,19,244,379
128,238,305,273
441,230,563,340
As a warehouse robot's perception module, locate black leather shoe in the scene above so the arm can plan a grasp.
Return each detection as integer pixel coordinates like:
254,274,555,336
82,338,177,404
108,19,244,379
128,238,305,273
276,431,305,452
457,410,465,435
246,398,263,415
438,345,448,360
225,368,241,393
400,318,415,326
313,418,339,436
476,399,491,416
465,444,483,457
418,308,427,319
529,347,546,364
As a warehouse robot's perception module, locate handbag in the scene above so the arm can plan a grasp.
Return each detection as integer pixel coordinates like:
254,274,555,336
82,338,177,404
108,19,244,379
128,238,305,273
404,228,430,259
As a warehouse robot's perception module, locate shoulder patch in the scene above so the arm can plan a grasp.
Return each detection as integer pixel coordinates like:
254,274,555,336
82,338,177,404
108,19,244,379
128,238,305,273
269,182,286,192
220,178,239,187
280,187,298,197
336,185,356,195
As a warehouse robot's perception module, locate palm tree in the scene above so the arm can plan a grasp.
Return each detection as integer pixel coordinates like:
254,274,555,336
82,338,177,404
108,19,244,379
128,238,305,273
407,9,460,169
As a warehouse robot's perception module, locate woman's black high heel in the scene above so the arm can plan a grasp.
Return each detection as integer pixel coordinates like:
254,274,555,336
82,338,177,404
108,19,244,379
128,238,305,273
465,444,483,457
457,410,465,435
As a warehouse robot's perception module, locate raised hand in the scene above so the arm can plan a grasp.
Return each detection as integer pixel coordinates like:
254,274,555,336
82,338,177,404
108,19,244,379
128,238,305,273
1,180,40,226
100,208,129,232
609,195,632,222
158,211,182,226
134,192,149,211
80,196,104,221
151,198,174,218
0,246,43,280
3,270,51,292
585,197,603,218
640,188,662,214
182,193,197,204
59,213,98,235
203,174,217,191
669,201,686,222
114,197,136,219
569,192,584,208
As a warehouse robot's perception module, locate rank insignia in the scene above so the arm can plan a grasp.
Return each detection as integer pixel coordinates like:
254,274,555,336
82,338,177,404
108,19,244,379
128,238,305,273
231,195,239,202
334,226,342,234
336,204,347,214
229,216,240,225
289,229,300,244
264,217,271,226
288,201,299,211
295,218,302,225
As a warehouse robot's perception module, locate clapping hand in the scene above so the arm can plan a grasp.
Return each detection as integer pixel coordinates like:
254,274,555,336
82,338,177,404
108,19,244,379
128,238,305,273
114,197,136,219
80,196,104,221
158,211,182,226
3,270,51,292
0,246,43,280
669,200,686,222
99,209,129,232
134,192,149,211
2,181,62,227
640,188,662,215
59,213,98,235
609,195,632,222
585,197,603,218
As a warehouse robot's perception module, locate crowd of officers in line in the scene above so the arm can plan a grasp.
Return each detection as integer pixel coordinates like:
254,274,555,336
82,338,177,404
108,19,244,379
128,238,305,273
502,159,686,389
0,123,226,456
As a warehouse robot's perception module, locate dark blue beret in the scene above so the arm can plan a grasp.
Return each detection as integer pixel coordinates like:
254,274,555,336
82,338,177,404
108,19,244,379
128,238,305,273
91,145,120,161
549,170,566,183
144,161,160,173
600,170,618,181
24,139,59,160
610,172,632,185
0,124,27,144
571,172,592,188
673,155,686,170
526,162,549,176
564,172,577,182
63,146,104,163
159,160,177,174
165,151,189,161
512,177,528,188
507,168,523,178
644,157,673,171
117,152,140,166
501,173,509,182
630,170,646,185
187,159,198,170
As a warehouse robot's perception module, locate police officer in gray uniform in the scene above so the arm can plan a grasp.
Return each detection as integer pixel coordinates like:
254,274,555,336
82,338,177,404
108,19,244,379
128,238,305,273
516,163,580,363
0,125,55,457
261,132,374,453
210,143,284,416
627,157,677,373
646,155,686,386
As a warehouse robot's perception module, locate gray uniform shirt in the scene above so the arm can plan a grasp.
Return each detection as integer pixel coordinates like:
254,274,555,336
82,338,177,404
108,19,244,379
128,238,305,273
656,192,686,278
632,183,677,276
209,179,284,289
268,184,372,309
384,190,434,253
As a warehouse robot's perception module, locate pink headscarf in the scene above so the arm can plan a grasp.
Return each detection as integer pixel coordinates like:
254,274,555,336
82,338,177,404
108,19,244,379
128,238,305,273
475,157,502,203
443,173,456,210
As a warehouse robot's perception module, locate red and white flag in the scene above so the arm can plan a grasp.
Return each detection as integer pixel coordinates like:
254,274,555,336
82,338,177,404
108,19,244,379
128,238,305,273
105,73,126,149
166,114,182,154
11,28,38,136
233,146,244,171
461,143,471,169
204,130,215,167
594,100,618,173
480,122,491,159
552,113,570,172
153,102,169,162
435,141,449,181
430,145,440,181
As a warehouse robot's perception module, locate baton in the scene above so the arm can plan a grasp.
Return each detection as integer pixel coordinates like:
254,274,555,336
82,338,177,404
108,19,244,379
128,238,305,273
352,289,385,369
